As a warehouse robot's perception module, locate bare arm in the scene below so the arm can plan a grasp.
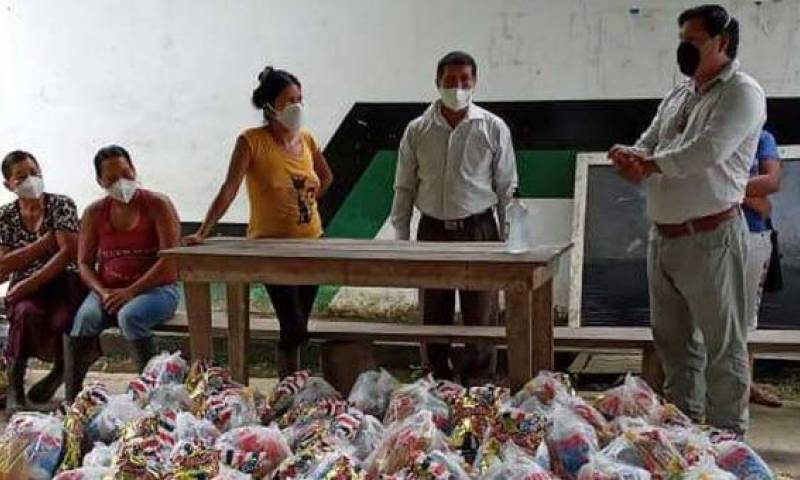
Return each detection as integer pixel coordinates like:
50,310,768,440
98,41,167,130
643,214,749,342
0,232,57,277
78,204,107,296
6,230,77,302
312,148,333,199
746,159,781,197
743,196,771,218
185,137,251,243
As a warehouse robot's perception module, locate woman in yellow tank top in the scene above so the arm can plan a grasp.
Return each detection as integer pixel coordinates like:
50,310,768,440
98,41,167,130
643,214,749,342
183,66,333,377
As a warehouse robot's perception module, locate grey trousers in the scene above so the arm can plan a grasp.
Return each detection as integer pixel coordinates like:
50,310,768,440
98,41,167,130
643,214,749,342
648,213,750,433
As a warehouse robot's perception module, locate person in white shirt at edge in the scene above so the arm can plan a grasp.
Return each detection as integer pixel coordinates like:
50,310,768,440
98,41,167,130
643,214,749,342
608,5,765,436
390,51,518,384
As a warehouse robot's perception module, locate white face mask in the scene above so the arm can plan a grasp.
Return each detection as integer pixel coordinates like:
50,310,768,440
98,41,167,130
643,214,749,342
267,102,305,132
15,175,45,199
438,87,473,111
106,178,138,204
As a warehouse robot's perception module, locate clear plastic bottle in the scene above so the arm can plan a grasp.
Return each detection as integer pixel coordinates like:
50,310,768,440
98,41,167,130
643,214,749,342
505,189,529,253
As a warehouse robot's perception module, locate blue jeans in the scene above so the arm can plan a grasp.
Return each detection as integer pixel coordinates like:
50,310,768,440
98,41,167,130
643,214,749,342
71,284,180,340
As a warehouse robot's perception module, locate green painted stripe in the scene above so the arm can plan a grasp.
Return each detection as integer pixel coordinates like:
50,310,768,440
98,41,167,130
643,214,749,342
517,150,577,198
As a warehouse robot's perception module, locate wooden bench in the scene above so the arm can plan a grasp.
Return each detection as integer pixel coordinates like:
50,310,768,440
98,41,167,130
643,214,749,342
157,312,800,391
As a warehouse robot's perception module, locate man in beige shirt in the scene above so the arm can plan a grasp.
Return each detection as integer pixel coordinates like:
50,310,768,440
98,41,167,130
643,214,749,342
391,51,518,383
609,5,765,435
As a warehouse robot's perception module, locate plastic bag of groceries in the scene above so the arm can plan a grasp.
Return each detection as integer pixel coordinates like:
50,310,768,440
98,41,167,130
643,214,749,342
332,409,386,461
683,455,738,480
666,427,715,466
142,350,189,386
599,434,646,469
52,466,114,480
547,405,599,480
715,441,775,480
365,410,450,477
383,379,451,430
0,412,65,479
88,393,148,443
594,374,659,420
82,442,118,468
575,453,651,480
308,450,364,479
148,383,193,413
215,425,291,478
175,411,221,445
555,393,613,445
213,464,252,479
481,441,555,480
623,426,687,478
348,368,400,418
513,370,572,407
204,387,260,432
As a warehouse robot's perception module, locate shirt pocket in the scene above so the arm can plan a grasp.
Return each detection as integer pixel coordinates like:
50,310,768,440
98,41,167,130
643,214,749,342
460,130,494,178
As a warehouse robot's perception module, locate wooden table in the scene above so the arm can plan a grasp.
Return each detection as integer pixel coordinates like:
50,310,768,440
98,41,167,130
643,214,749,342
161,238,571,389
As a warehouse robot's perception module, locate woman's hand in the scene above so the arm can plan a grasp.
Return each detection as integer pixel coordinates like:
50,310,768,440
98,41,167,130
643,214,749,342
181,232,205,246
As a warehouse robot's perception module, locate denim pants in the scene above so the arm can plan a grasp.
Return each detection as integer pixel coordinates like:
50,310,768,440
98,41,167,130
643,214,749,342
71,284,180,340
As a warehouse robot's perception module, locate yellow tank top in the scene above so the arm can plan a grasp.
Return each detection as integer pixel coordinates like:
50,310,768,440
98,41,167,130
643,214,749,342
240,127,323,239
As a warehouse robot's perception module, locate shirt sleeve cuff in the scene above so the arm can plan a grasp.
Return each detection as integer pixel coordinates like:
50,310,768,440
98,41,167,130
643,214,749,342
652,153,681,178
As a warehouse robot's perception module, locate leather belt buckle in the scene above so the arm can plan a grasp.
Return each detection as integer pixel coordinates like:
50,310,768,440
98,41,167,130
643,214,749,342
443,220,462,231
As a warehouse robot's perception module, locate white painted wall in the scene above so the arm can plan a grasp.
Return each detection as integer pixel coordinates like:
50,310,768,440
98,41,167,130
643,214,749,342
2,0,799,223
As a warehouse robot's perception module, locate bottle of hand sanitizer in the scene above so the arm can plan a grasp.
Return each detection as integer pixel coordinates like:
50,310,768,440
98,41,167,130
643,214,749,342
505,189,529,253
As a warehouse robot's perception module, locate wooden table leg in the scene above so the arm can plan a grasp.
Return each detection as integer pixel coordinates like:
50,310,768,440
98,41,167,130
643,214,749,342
531,278,554,375
226,282,250,384
184,281,212,363
506,285,533,390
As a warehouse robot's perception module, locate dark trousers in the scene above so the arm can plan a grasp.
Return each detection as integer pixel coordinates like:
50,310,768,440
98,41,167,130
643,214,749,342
264,284,319,350
417,210,500,380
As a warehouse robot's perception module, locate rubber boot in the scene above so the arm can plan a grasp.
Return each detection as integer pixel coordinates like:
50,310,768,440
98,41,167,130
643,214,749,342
5,358,27,413
130,337,157,373
63,336,102,403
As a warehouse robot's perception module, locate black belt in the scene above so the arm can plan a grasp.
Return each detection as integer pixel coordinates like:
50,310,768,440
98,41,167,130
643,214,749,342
422,209,494,231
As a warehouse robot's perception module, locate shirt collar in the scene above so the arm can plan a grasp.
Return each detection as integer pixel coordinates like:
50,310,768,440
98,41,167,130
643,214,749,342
428,100,485,129
698,59,739,93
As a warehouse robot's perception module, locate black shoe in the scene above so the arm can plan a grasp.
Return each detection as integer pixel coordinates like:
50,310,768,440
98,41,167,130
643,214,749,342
27,364,64,404
63,336,102,403
130,337,157,373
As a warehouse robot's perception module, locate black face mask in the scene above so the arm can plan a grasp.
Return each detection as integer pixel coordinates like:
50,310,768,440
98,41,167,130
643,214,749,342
677,41,701,77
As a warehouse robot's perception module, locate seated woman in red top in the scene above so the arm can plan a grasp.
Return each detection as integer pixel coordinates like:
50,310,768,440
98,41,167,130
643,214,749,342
0,150,87,411
65,145,181,401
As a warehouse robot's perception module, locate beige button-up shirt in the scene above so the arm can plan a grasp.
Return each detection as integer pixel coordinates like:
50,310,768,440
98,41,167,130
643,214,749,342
391,101,518,240
635,60,766,224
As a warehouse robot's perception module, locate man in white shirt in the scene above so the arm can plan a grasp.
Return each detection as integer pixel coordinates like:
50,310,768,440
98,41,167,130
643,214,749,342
390,51,518,382
608,5,765,435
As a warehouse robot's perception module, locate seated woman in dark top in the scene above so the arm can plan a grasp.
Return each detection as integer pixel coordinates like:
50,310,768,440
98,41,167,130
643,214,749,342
0,150,87,411
65,145,181,401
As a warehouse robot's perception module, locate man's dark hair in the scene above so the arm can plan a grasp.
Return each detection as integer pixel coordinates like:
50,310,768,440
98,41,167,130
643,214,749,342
2,150,39,180
436,51,478,80
251,66,302,110
94,145,134,178
679,4,739,59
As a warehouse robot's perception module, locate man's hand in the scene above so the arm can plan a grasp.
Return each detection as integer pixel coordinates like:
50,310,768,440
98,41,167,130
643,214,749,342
5,279,37,305
181,232,205,247
103,288,136,314
609,147,660,184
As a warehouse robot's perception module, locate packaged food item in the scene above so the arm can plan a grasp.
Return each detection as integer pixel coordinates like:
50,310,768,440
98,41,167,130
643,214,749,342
406,449,470,480
513,371,572,407
60,383,111,472
364,410,450,477
88,393,147,443
715,441,775,480
599,435,645,469
433,379,467,406
82,442,118,468
309,451,365,479
594,375,659,420
348,369,400,418
215,425,292,477
449,392,498,463
142,350,189,386
480,442,555,480
665,427,714,467
52,466,114,480
174,411,221,445
203,387,260,432
383,380,451,431
683,455,737,480
647,403,693,428
148,384,194,413
333,409,385,461
623,427,687,478
0,412,65,479
546,406,599,480
168,439,221,479
555,394,613,445
575,453,651,480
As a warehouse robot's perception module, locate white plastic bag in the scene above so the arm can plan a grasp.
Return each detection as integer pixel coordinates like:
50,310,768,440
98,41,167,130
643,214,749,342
88,393,147,443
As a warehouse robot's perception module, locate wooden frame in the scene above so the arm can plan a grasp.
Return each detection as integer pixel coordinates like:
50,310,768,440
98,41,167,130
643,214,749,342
568,145,800,328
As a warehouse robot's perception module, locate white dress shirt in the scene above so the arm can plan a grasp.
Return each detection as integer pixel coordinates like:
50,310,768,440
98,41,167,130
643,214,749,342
634,60,766,224
391,101,518,240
